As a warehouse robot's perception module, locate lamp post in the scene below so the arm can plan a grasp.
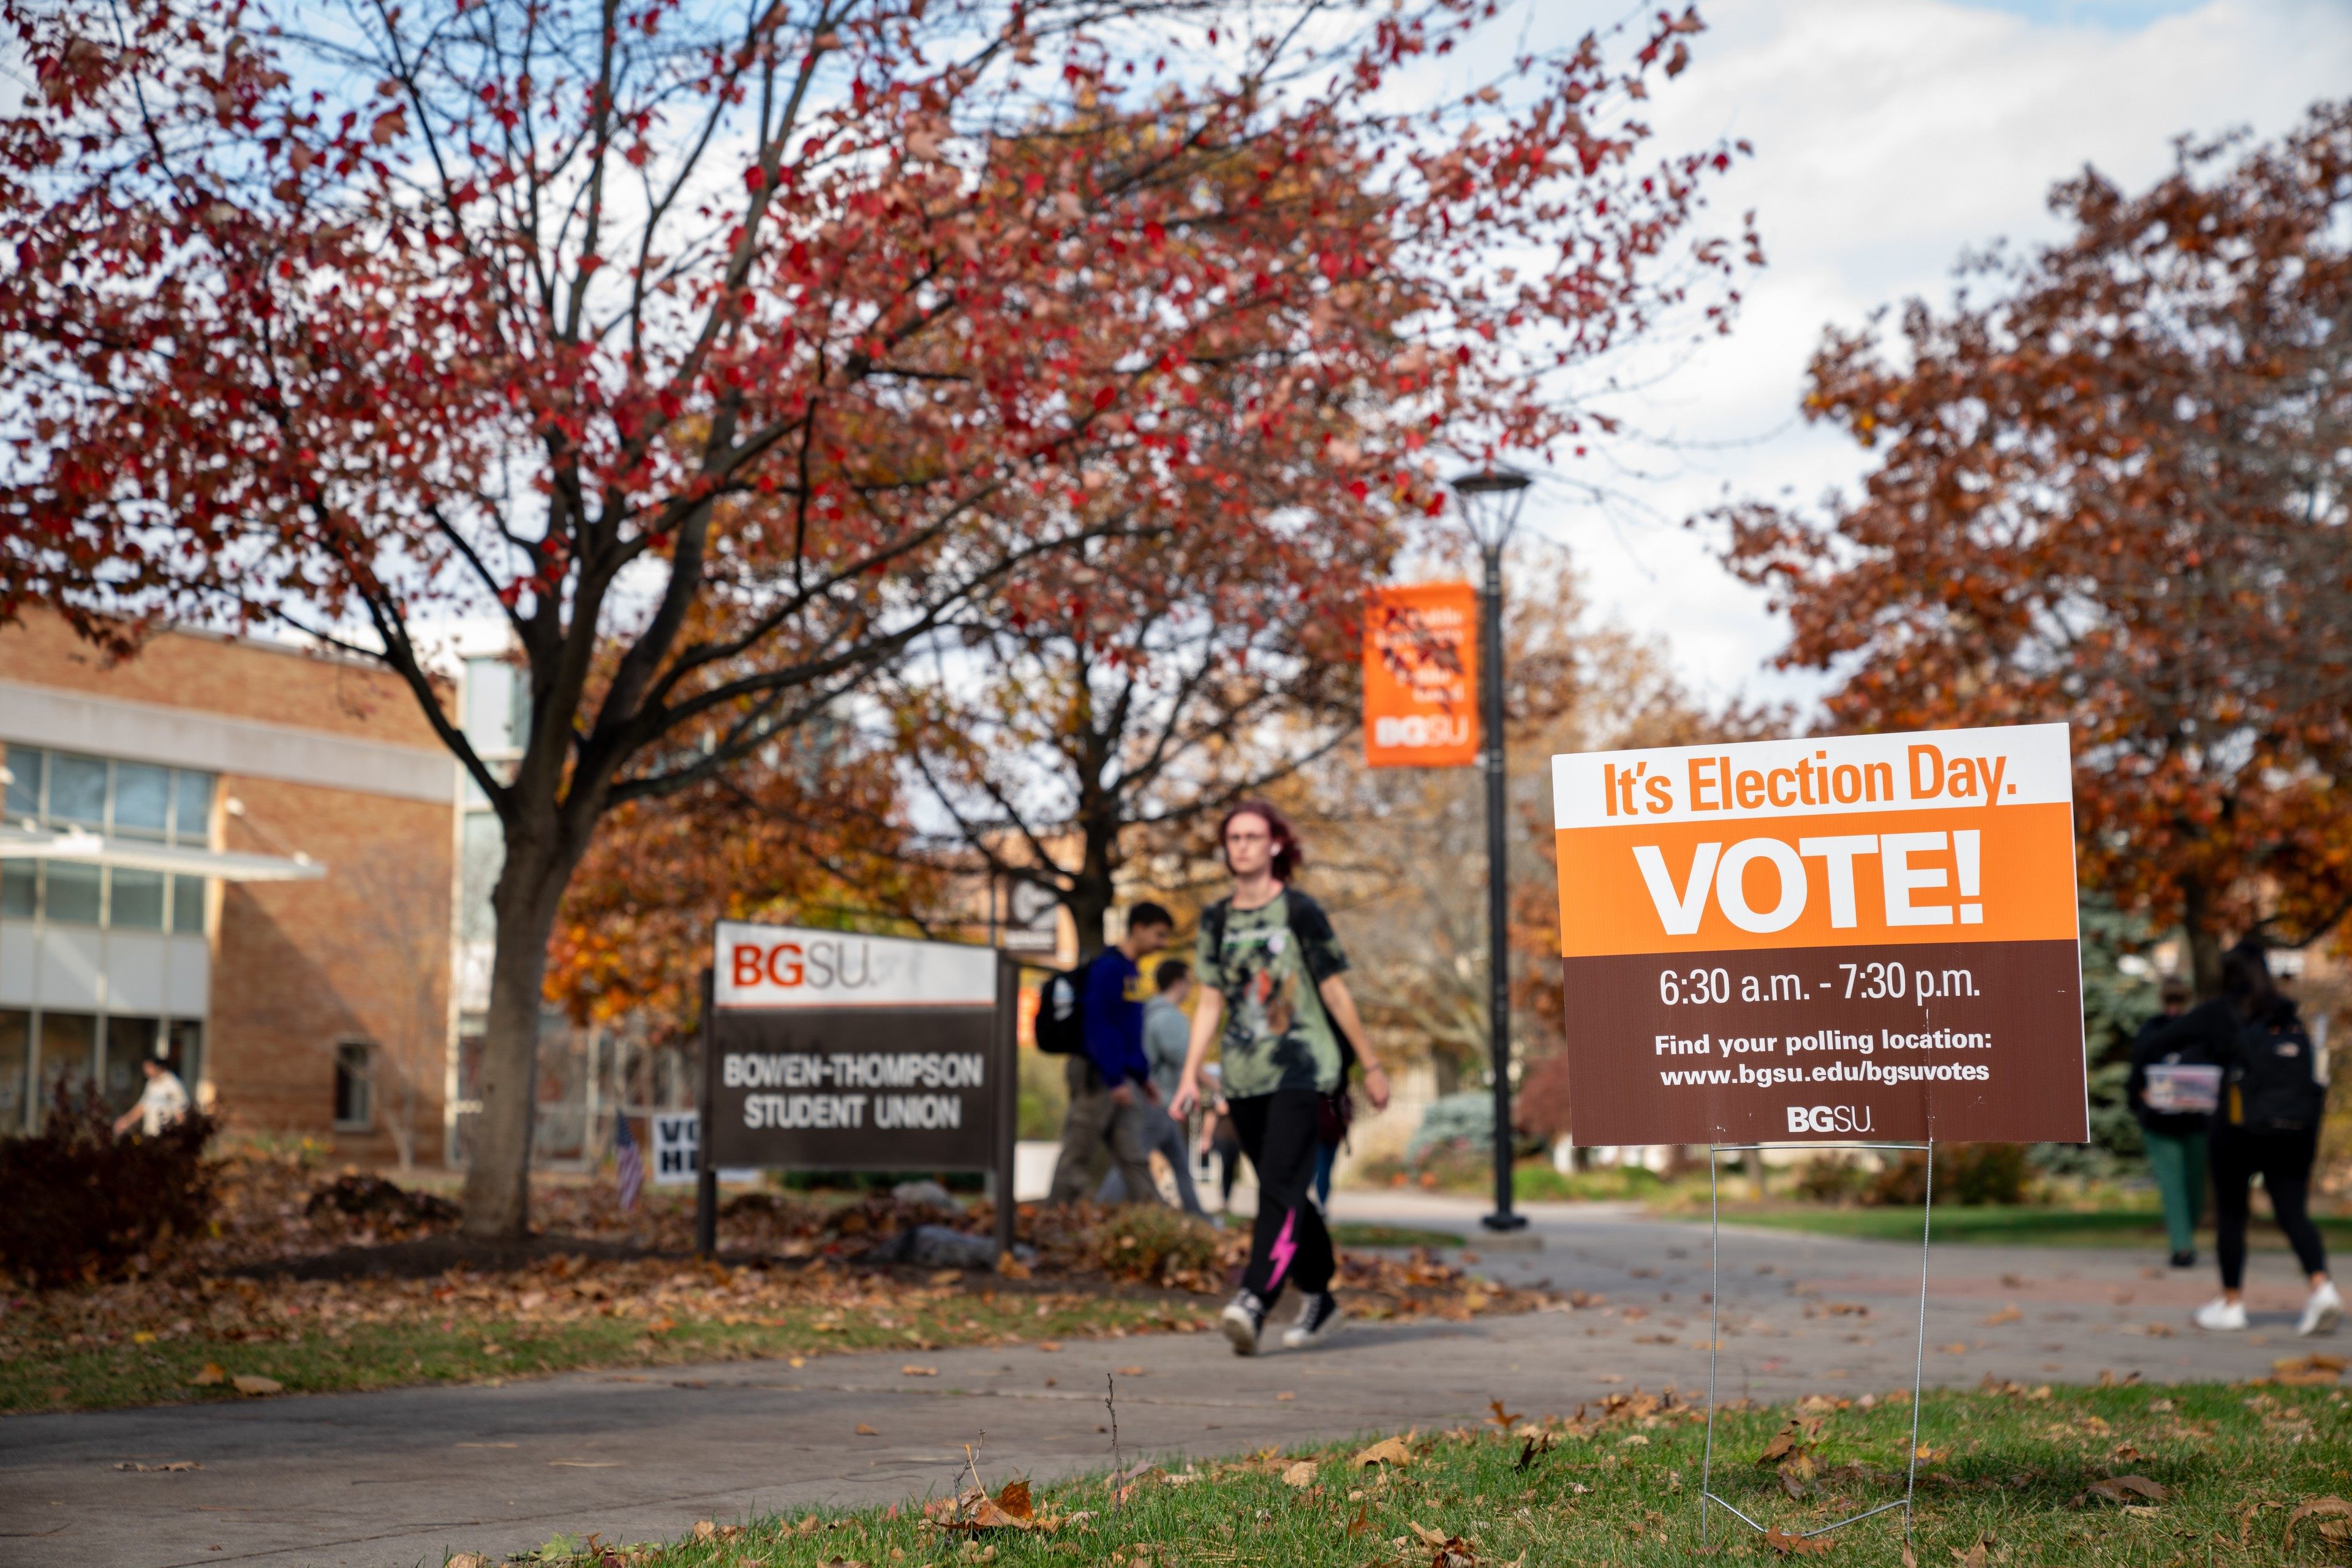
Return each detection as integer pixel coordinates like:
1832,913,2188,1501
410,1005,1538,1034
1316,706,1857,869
1452,467,1533,1233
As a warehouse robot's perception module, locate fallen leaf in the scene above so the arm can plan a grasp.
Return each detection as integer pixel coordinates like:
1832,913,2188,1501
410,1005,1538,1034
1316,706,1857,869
929,1268,963,1286
994,1479,1034,1521
2286,1497,2352,1548
1283,1460,1319,1488
1764,1525,1833,1556
855,1423,880,1436
1036,1341,1061,1352
190,1363,228,1387
2269,1354,2347,1385
1487,1397,1525,1430
903,1365,938,1377
1276,1390,1296,1401
2081,1476,2168,1506
1949,1531,1991,1568
114,1460,202,1472
1981,1305,2022,1325
1939,1343,1969,1355
1758,1416,1821,1465
231,1375,282,1396
1354,1437,1414,1468
448,1556,492,1568
1117,1366,1147,1376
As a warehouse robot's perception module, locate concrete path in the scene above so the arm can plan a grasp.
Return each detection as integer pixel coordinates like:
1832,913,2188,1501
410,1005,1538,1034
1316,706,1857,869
1,1197,2328,1568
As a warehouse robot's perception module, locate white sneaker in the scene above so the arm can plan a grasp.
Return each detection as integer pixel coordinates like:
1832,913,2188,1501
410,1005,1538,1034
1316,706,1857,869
1281,1291,1343,1350
2193,1297,2247,1332
2298,1281,2344,1338
1221,1291,1267,1357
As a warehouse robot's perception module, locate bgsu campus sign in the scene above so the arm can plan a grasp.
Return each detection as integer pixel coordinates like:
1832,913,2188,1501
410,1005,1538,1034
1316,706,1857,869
1549,725,2087,1145
704,922,1006,1170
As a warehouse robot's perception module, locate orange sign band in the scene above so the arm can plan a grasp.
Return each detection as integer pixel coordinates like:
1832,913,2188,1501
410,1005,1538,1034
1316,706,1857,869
1556,801,2078,957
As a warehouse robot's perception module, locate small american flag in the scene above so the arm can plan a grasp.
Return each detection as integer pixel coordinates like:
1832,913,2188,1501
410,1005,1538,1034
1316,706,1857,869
613,1108,644,1212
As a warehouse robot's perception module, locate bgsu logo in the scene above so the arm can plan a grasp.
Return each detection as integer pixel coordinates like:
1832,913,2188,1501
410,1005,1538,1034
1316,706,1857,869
1787,1104,1875,1134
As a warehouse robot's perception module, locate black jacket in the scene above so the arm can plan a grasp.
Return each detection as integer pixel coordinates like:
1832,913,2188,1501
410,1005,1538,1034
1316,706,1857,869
2127,1005,2220,1139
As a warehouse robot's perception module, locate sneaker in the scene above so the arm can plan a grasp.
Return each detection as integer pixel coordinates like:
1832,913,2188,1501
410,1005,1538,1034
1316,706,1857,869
2297,1280,2344,1338
1221,1291,1267,1356
2193,1297,2247,1332
2168,1250,2196,1269
1281,1292,1343,1350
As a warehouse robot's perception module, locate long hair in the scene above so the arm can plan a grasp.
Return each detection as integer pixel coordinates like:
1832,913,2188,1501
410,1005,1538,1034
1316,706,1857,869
1218,799,1303,884
2221,938,2282,1019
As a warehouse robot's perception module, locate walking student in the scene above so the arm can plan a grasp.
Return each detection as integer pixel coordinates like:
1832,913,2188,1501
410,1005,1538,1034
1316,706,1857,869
1047,902,1174,1207
2127,976,2211,1267
1171,801,1390,1354
2150,942,2341,1336
1099,957,1206,1213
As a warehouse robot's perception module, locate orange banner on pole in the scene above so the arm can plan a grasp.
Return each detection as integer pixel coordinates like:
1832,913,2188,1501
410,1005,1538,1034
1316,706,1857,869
1363,582,1478,769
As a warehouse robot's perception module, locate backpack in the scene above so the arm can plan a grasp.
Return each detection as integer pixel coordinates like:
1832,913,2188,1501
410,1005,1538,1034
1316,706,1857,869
2230,1008,2326,1131
1033,956,1095,1057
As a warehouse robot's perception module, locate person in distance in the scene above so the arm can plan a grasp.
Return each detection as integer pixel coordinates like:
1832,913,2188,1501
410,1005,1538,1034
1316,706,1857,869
1047,903,1174,1207
2125,976,2209,1269
1170,801,1390,1354
2146,941,2340,1336
1099,957,1207,1214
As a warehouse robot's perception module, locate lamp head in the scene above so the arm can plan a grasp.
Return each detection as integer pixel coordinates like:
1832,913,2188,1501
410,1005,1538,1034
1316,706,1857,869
1450,467,1533,551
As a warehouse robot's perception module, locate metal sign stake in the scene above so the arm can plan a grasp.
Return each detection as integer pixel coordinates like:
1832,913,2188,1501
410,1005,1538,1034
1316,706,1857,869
695,965,717,1260
1698,1137,1936,1559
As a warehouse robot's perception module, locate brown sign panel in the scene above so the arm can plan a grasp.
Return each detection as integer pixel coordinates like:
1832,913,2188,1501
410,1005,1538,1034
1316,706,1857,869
704,922,1005,1171
1549,726,2087,1145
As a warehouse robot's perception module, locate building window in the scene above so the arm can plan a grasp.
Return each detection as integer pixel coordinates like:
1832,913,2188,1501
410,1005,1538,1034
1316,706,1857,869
333,1041,374,1130
0,747,216,933
463,657,530,756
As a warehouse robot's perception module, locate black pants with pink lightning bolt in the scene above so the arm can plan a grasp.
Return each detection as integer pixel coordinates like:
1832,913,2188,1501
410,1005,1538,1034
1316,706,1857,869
1231,1089,1335,1306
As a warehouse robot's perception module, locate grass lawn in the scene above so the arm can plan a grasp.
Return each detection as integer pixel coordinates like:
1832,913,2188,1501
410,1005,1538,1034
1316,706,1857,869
508,1381,2352,1567
1327,1222,1465,1251
0,1291,1200,1416
1700,1204,2352,1251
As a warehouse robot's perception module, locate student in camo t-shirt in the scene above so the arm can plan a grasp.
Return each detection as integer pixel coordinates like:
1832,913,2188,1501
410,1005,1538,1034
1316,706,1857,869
1171,800,1390,1354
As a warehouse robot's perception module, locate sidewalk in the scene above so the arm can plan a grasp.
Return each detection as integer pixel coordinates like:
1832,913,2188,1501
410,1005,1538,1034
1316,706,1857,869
1,1197,2324,1568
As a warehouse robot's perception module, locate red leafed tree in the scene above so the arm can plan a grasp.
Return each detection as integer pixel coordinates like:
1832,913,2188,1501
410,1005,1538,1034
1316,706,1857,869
1717,104,2352,993
2,0,1749,1235
546,708,933,1039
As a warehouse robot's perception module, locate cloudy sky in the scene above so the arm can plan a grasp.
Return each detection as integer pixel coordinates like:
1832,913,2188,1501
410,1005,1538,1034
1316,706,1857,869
1464,0,2352,707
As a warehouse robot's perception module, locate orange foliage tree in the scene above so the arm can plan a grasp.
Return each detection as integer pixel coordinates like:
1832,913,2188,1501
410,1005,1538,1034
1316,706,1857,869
1717,104,2352,993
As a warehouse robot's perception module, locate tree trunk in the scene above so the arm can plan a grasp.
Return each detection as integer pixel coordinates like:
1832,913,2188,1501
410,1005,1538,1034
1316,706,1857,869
1067,873,1112,959
458,825,576,1239
2182,876,2224,1000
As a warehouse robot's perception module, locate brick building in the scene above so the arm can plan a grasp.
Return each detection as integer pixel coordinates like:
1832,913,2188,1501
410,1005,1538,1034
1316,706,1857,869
0,611,458,1164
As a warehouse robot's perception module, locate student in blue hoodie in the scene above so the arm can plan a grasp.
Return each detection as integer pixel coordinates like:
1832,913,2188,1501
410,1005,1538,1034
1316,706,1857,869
1046,902,1175,1205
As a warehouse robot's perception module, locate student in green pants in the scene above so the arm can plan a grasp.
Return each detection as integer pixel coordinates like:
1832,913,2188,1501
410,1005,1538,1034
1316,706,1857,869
2128,978,2211,1267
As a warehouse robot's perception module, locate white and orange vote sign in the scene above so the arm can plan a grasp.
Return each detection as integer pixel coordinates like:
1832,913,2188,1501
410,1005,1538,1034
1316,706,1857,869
1548,725,2087,1145
1363,581,1478,769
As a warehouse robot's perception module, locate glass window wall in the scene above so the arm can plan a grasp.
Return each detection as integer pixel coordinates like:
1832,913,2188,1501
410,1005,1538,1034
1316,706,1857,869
0,747,217,933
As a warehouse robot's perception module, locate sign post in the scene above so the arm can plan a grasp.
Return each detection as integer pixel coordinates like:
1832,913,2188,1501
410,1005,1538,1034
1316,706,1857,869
1550,723,2086,1555
692,925,1015,1261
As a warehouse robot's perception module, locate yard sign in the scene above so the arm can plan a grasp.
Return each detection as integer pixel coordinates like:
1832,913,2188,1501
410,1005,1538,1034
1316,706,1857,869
1549,725,2087,1145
